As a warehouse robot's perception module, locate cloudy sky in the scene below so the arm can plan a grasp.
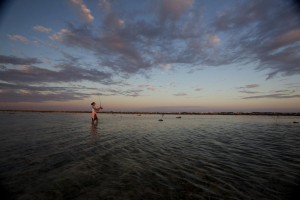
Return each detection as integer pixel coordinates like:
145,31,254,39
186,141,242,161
0,0,300,112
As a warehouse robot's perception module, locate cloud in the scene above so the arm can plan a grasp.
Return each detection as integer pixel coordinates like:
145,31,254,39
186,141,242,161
50,1,201,74
268,29,300,50
173,92,188,96
33,25,52,33
2,0,300,105
0,63,112,84
239,90,260,94
242,88,300,99
246,84,259,88
0,82,90,102
98,0,127,38
208,35,221,47
275,90,290,93
0,51,139,103
159,0,194,23
243,94,300,99
50,25,149,74
49,28,70,42
160,64,172,71
70,0,94,23
48,0,300,80
238,84,260,94
0,55,42,65
123,89,144,97
240,84,259,89
0,81,147,103
212,0,300,78
99,0,111,11
8,34,28,43
138,84,156,91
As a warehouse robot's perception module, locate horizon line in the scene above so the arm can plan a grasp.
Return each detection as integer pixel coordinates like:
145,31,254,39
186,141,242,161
1,110,300,116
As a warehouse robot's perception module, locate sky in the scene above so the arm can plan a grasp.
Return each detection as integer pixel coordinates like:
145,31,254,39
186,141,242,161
0,0,300,112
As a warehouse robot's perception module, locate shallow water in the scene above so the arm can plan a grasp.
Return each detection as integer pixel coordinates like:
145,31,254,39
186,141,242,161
0,112,300,199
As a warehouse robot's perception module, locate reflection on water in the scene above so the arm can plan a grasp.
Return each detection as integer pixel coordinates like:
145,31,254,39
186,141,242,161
90,120,100,145
0,112,300,200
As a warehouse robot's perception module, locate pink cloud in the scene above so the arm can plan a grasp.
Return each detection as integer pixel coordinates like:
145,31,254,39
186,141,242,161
70,0,94,23
8,34,28,43
208,35,221,46
33,25,52,33
269,28,300,50
161,0,193,20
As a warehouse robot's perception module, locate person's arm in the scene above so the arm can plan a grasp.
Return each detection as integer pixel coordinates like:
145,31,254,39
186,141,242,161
96,106,103,111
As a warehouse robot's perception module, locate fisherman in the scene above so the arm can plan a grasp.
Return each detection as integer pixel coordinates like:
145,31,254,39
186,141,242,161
91,102,103,124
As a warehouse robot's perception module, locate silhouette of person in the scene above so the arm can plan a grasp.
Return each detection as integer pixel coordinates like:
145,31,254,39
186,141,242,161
91,102,103,124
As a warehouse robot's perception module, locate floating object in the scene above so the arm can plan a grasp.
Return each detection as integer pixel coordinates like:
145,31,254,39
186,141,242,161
293,121,299,124
176,116,181,118
158,114,164,121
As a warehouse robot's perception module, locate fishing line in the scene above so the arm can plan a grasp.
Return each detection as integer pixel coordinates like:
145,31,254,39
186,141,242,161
98,95,102,108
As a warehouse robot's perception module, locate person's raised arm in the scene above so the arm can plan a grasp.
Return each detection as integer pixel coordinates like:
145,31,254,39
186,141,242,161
96,106,103,111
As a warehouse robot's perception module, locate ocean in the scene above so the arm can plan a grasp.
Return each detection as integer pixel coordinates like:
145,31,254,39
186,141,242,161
0,112,299,200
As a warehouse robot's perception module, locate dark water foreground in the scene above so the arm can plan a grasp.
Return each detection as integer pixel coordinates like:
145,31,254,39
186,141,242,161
0,112,299,200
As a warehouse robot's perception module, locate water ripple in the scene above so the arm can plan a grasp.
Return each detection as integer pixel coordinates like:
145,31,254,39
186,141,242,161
0,113,300,199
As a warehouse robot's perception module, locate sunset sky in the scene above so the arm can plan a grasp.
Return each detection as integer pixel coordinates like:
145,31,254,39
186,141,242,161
0,0,300,112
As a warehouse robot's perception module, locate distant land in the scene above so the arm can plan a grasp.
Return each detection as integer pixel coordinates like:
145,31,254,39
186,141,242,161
1,110,300,116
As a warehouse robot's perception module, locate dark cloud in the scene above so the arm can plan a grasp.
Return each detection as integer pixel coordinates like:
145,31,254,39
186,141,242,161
275,89,290,93
0,82,91,102
50,24,152,74
0,81,146,102
49,0,207,74
238,84,260,94
242,88,300,99
2,0,300,105
243,94,300,99
158,0,194,24
239,90,260,94
173,92,188,96
0,54,42,65
48,0,300,79
286,83,300,89
238,83,300,98
245,84,259,89
213,0,300,78
238,84,260,89
0,53,114,103
123,89,144,97
0,63,112,84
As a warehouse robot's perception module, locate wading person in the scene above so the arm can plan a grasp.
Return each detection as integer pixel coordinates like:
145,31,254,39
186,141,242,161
91,102,103,124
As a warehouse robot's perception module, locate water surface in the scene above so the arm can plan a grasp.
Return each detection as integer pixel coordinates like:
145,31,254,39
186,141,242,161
0,112,300,199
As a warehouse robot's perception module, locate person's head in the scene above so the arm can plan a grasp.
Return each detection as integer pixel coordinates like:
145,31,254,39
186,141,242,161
91,102,96,106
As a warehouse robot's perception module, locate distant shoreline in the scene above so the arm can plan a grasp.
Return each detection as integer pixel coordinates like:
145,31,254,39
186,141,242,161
1,110,300,116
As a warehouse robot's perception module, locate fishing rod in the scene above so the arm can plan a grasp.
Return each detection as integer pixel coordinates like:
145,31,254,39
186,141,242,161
98,95,102,108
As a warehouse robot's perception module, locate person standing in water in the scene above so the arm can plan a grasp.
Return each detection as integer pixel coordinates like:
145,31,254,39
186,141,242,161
91,102,103,124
